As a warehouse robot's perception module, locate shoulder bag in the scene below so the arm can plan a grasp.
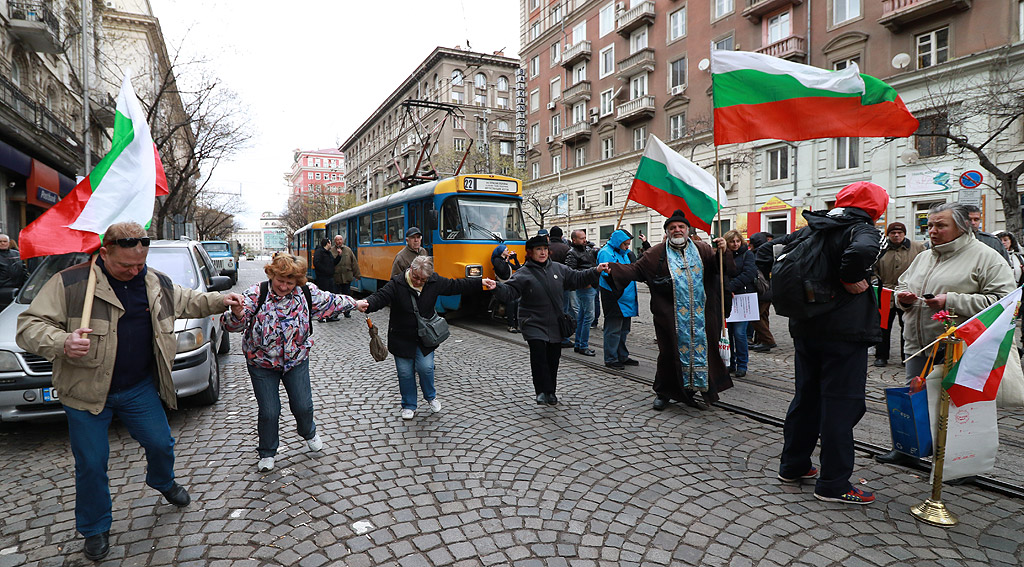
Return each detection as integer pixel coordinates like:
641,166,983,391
408,288,450,348
528,265,576,338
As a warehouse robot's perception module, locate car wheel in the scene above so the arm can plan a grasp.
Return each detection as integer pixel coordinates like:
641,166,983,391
217,330,230,354
190,349,220,406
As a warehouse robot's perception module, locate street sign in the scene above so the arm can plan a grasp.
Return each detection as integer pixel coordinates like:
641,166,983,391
959,187,982,207
959,170,983,189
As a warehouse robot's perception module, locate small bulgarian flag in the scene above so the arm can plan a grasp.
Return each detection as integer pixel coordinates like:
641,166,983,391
944,286,1023,406
874,285,894,329
710,50,919,145
627,134,727,233
19,72,168,259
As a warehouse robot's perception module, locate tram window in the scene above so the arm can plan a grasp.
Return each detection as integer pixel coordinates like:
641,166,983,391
372,211,386,243
440,197,527,241
387,206,405,241
358,215,371,245
441,198,464,240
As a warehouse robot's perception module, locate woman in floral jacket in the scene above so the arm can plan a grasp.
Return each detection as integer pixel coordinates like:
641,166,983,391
224,254,356,472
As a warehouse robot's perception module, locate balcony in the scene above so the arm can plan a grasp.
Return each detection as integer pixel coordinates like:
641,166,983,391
879,0,971,32
561,80,592,105
7,2,63,54
561,120,592,143
0,74,84,166
615,95,655,125
561,40,591,68
616,48,655,80
756,36,807,62
741,0,803,24
616,0,656,37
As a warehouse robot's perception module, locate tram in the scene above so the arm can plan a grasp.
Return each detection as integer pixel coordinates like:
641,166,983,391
324,173,527,313
291,220,327,279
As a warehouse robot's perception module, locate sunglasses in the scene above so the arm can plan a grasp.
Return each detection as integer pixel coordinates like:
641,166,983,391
112,237,151,247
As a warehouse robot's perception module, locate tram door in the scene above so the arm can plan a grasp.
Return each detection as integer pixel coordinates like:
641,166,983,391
347,220,358,255
408,201,431,252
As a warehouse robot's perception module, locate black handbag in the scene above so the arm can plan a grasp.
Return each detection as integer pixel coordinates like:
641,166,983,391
529,265,576,338
409,289,450,348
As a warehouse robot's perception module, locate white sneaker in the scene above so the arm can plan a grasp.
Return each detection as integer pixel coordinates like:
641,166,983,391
306,433,323,452
401,408,415,420
428,398,441,413
257,457,275,472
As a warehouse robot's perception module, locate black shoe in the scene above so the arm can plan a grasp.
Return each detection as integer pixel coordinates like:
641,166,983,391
605,361,625,369
547,393,558,406
874,449,918,466
621,358,639,366
161,482,191,507
750,344,773,352
561,342,574,349
692,395,711,411
578,348,596,356
735,370,746,378
652,397,668,411
536,393,548,405
344,312,351,318
83,531,110,561
873,358,887,367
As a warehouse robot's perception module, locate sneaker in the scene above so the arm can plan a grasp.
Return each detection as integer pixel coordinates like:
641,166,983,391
429,398,441,412
814,487,875,505
306,433,323,452
778,466,818,483
401,408,415,420
258,457,275,472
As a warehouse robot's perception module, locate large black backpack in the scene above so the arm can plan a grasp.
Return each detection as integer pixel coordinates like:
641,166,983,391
770,226,847,320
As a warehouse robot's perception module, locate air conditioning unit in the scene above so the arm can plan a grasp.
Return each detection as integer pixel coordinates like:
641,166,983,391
579,203,590,211
616,2,625,11
589,116,599,125
547,102,556,110
589,107,599,116
546,136,555,143
670,85,685,96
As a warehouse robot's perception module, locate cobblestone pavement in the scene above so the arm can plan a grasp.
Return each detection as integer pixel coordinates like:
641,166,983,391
0,262,1022,566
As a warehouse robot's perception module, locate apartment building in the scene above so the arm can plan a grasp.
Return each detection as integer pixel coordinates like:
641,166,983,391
341,46,520,202
520,0,1024,247
286,148,346,199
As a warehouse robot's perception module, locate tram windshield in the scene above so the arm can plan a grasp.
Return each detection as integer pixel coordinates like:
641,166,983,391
440,197,527,241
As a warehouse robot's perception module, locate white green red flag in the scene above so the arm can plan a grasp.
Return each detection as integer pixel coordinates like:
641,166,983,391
19,72,167,259
945,286,1023,406
627,134,727,233
710,50,919,145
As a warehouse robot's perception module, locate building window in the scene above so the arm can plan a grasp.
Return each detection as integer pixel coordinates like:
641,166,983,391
833,56,861,70
917,27,949,69
600,45,615,78
630,26,648,54
551,41,561,65
572,102,586,124
714,35,734,51
307,172,313,180
530,55,540,77
530,89,540,112
631,73,648,99
474,93,487,106
669,113,686,140
531,162,540,180
497,96,509,109
497,76,509,91
717,159,732,185
833,0,861,26
834,137,860,170
576,190,586,210
572,21,586,44
633,125,647,151
550,76,561,100
454,138,466,152
452,91,465,104
767,146,789,181
602,137,614,159
553,154,562,172
575,146,586,167
530,21,540,41
497,120,510,132
499,141,513,155
551,114,561,137
916,113,949,157
766,10,791,44
573,62,587,84
603,184,614,207
599,2,615,36
315,172,321,180
452,70,464,85
670,57,686,89
669,7,687,41
712,219,732,237
714,0,734,19
531,123,540,145
600,89,614,116
530,0,538,10
453,116,465,129
551,3,562,23
474,73,487,89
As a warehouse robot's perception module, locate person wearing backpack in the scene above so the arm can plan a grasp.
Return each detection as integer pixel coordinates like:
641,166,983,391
759,181,888,505
223,254,357,473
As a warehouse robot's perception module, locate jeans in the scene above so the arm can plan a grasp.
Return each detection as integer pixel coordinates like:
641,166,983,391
728,321,749,372
603,314,631,364
527,339,562,394
395,348,435,409
247,359,316,459
64,379,176,537
574,287,596,349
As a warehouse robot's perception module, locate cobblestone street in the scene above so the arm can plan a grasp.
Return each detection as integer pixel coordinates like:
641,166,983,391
1,261,1022,566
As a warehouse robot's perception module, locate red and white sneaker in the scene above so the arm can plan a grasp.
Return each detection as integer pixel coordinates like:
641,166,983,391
778,467,818,483
814,487,875,505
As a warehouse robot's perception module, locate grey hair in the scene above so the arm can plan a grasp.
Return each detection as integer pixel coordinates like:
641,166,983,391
409,255,434,277
928,202,972,235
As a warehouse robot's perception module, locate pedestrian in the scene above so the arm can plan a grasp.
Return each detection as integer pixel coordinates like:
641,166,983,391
391,227,427,278
598,229,638,369
762,181,888,505
747,232,777,352
723,230,756,378
565,229,598,355
16,222,244,561
491,243,522,332
332,234,361,318
546,226,576,347
223,253,357,473
875,202,1016,467
589,239,602,328
964,204,1012,263
606,210,734,410
996,231,1024,285
312,237,337,293
492,235,609,405
872,222,925,367
0,233,28,308
356,256,495,419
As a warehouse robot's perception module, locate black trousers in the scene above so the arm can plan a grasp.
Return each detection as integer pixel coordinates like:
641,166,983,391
527,339,562,395
780,337,867,498
874,307,904,361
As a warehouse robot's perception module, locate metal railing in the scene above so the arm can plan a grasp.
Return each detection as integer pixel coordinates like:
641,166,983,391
0,73,83,156
757,36,807,58
882,0,926,13
616,0,656,30
8,1,61,37
0,74,36,123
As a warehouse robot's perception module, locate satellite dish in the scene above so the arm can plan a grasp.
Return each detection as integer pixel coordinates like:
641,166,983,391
698,58,711,72
900,148,920,165
891,53,911,69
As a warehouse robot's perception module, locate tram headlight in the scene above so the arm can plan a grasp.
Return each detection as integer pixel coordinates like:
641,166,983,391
465,265,483,277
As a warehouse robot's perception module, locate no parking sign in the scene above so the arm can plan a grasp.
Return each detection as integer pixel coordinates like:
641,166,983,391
959,171,983,207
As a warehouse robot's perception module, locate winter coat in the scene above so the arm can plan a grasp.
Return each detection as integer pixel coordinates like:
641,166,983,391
873,238,926,290
332,245,361,285
597,230,638,317
493,258,601,342
0,249,27,289
490,247,521,282
725,247,757,295
565,243,597,288
748,232,773,252
548,238,571,264
313,246,338,280
391,246,427,279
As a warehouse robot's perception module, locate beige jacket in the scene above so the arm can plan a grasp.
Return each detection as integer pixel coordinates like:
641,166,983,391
390,246,426,279
16,261,228,414
874,239,926,290
896,232,1016,353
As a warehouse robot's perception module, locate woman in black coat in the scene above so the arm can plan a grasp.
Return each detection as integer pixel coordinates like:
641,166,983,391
356,256,495,420
723,230,757,377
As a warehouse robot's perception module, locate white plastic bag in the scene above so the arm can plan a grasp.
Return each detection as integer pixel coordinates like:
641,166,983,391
925,364,999,481
995,349,1024,408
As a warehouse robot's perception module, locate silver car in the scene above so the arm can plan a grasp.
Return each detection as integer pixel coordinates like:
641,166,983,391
0,240,232,422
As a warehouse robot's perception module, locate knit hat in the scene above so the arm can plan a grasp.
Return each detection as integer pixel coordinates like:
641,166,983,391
663,209,691,229
525,235,549,250
886,222,907,235
835,181,889,221
549,226,563,239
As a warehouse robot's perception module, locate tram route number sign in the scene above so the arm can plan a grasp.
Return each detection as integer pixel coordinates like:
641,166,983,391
464,178,517,194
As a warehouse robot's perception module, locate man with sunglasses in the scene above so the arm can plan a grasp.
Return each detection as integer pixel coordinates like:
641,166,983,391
16,221,245,561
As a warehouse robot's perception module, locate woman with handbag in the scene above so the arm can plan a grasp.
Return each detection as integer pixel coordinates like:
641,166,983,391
355,256,496,420
493,235,610,406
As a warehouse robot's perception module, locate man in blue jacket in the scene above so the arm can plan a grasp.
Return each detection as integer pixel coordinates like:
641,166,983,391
598,230,638,369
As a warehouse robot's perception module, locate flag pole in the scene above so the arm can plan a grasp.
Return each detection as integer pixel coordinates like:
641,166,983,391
614,195,630,231
708,45,728,336
79,254,99,335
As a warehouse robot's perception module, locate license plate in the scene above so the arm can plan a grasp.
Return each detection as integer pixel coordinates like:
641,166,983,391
43,387,59,402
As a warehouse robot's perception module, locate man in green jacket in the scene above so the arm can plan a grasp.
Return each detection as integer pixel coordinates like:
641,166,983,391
332,234,361,318
16,222,243,561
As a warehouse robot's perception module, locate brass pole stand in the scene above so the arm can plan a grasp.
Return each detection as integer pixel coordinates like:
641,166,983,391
910,336,960,527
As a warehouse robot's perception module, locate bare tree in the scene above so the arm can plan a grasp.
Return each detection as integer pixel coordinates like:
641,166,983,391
192,192,243,239
280,187,360,235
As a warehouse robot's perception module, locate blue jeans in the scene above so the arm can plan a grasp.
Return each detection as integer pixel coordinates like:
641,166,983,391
729,321,749,372
603,314,631,364
64,379,176,537
395,349,435,409
247,359,316,459
574,287,596,349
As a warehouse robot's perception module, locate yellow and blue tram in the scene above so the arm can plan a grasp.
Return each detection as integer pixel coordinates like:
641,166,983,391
291,220,327,279
324,174,527,312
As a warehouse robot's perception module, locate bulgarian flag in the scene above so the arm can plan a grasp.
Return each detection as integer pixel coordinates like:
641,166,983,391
710,50,919,145
628,134,727,233
20,72,168,259
944,286,1023,406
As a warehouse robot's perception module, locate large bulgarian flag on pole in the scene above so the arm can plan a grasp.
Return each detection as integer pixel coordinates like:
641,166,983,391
19,72,168,259
710,50,919,145
627,134,727,233
944,286,1023,406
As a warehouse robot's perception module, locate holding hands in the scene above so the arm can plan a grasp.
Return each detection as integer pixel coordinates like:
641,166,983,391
223,293,245,317
355,299,370,312
481,278,497,290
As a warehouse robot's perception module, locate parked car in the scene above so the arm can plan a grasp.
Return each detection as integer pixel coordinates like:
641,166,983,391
200,240,238,284
0,240,232,422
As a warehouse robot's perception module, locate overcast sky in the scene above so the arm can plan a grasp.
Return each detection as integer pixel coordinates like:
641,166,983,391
149,0,521,230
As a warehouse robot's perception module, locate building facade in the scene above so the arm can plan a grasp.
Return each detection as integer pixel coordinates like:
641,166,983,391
285,147,346,199
519,0,1024,248
259,211,287,253
341,46,520,202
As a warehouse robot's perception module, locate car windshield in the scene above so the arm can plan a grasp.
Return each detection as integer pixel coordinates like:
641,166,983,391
202,242,230,253
440,197,527,241
148,248,200,289
17,253,91,304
